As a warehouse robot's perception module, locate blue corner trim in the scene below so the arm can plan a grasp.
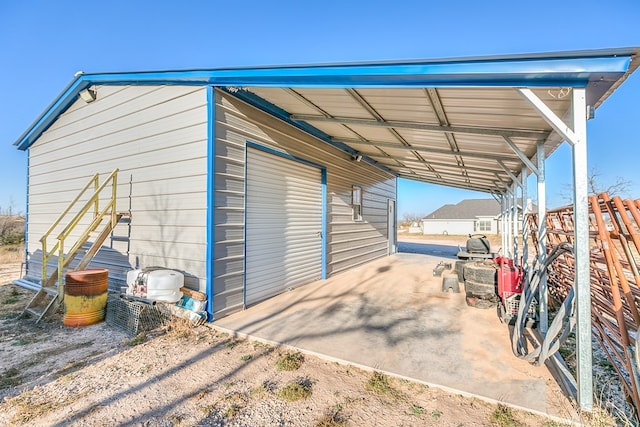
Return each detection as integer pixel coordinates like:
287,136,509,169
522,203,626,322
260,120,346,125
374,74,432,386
24,150,30,271
205,86,215,322
245,141,328,281
14,76,90,150
321,168,327,279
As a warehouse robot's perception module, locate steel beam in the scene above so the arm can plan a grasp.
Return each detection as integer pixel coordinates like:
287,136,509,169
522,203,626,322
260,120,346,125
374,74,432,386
511,182,518,263
501,195,506,251
503,187,514,258
293,114,549,139
397,159,504,176
521,166,529,268
401,174,496,193
517,89,577,145
408,170,496,189
335,137,519,162
537,141,549,334
572,87,594,411
403,168,493,186
502,135,540,176
498,160,523,189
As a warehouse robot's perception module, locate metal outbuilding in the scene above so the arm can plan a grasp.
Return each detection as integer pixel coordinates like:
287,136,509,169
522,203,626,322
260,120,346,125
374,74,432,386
12,47,640,410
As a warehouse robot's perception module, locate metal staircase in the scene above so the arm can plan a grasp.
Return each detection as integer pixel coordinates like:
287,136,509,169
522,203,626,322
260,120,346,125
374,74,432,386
19,169,126,322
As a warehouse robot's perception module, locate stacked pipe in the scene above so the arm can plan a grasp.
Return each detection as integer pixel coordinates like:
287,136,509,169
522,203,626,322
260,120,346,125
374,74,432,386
527,194,640,415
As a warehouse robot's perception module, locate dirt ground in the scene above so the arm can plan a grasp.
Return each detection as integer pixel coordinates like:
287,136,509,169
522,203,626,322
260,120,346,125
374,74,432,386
0,260,614,427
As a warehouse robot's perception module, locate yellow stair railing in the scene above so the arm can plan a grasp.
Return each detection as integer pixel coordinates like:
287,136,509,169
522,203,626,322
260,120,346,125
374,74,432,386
40,168,119,294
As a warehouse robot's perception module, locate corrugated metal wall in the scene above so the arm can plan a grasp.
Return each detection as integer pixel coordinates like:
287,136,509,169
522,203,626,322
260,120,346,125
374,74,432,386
245,146,323,306
26,85,208,290
214,90,396,317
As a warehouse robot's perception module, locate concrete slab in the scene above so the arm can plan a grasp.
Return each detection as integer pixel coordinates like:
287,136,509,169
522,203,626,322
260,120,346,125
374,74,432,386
215,242,578,421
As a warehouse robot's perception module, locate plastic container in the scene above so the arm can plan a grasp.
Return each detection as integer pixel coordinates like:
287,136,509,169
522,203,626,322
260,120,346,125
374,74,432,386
125,268,184,303
146,270,184,290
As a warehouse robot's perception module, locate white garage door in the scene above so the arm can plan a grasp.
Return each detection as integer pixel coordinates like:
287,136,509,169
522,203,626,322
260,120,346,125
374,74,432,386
245,147,323,306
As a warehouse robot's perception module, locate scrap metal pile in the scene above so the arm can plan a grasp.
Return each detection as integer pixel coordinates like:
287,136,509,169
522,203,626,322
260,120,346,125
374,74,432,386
527,193,640,415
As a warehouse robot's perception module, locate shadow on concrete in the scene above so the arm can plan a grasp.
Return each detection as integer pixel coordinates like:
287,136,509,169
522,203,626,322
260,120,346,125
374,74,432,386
398,241,458,259
214,253,576,417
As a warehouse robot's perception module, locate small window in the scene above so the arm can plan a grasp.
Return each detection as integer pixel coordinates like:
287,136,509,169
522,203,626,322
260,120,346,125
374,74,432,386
352,185,363,222
476,220,492,232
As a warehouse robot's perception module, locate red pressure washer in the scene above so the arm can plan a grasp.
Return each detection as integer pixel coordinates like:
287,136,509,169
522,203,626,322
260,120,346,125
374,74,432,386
494,256,536,326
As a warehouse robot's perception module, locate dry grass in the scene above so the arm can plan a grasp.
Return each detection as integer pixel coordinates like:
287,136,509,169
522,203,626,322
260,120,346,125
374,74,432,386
276,351,304,371
278,377,313,401
315,404,348,426
163,316,197,339
489,404,525,426
365,371,404,399
8,388,89,423
0,244,23,264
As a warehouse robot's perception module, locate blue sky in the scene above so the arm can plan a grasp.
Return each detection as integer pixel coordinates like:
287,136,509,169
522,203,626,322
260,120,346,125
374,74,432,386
1,0,639,218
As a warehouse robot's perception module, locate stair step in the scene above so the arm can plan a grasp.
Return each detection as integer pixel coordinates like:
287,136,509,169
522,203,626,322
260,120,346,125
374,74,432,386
12,278,41,292
117,217,131,224
110,235,130,242
25,308,42,318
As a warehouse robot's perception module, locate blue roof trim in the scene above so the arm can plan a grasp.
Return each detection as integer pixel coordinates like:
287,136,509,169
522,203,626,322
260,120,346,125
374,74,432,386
68,56,632,85
13,52,634,151
15,76,90,150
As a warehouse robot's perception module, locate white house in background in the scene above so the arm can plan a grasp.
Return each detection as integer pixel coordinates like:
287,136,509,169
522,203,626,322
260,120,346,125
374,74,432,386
422,199,501,235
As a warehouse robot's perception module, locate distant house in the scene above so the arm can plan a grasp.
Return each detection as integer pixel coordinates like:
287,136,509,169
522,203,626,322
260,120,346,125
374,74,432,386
422,199,502,235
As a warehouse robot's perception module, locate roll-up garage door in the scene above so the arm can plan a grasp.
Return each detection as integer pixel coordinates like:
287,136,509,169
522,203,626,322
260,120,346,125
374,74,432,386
245,147,323,306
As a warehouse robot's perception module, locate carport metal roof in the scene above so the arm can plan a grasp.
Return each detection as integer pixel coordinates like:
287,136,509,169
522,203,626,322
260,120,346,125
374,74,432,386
14,48,638,197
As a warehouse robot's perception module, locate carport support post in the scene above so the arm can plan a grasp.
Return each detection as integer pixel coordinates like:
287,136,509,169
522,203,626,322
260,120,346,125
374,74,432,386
521,167,528,268
511,183,518,262
518,87,592,410
501,195,506,252
572,87,593,411
537,141,548,333
504,190,513,257
509,190,514,257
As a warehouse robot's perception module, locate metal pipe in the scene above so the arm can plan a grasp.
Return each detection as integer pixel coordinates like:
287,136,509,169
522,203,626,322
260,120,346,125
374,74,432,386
572,87,593,411
537,141,549,333
512,183,518,263
501,195,506,253
522,166,529,267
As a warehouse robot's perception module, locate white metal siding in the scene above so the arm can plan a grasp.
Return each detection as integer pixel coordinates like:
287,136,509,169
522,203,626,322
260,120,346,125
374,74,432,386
245,147,322,305
213,90,395,317
26,85,208,291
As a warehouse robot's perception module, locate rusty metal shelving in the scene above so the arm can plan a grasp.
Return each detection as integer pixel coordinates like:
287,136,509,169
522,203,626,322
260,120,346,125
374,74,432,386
528,193,640,416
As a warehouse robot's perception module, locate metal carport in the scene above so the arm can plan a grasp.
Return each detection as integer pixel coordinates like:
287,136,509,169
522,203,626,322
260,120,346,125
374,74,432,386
14,47,640,411
217,48,639,411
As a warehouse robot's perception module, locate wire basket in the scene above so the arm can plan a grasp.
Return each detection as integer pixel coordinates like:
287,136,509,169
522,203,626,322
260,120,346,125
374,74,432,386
503,292,537,319
106,294,169,336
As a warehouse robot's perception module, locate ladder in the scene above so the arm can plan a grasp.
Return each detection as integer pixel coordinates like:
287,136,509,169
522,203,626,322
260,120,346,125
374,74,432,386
21,169,125,322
